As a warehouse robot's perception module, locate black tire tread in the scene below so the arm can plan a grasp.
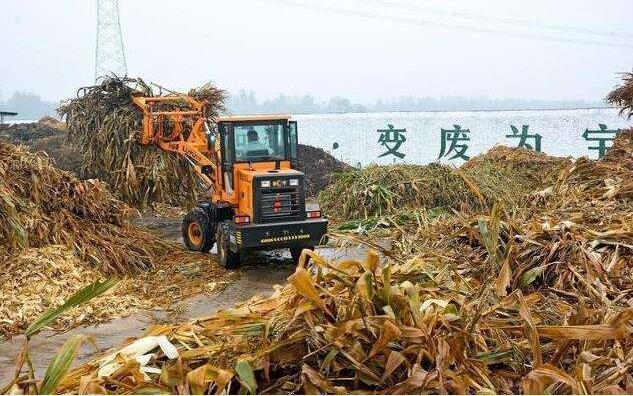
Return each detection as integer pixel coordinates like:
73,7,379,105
216,220,240,269
182,207,215,252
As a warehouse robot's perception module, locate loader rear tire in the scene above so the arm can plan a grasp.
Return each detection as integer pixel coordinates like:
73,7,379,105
217,220,240,269
182,208,215,252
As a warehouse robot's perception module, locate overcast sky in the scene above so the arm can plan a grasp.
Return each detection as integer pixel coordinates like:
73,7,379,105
1,0,632,103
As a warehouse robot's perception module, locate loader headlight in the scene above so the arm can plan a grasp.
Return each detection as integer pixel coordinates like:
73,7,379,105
289,179,299,186
261,180,271,188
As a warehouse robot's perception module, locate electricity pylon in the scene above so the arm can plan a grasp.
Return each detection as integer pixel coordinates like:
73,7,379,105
95,0,127,81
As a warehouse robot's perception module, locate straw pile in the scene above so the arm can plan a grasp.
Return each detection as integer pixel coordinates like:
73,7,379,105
26,132,632,394
58,76,227,208
0,141,172,274
294,144,353,197
320,146,569,221
319,163,476,220
0,117,84,176
607,71,633,119
0,141,239,338
461,146,570,207
0,244,237,339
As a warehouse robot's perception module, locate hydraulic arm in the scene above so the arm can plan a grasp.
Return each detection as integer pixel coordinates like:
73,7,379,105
132,95,219,189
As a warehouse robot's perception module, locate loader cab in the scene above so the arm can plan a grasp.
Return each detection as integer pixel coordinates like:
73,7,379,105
215,115,298,165
214,115,299,200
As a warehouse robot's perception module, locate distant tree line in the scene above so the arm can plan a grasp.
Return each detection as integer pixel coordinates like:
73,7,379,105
0,89,607,120
0,91,57,120
227,90,368,114
228,89,605,114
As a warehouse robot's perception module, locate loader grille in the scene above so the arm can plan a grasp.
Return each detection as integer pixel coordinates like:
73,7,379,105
260,186,301,220
254,176,306,223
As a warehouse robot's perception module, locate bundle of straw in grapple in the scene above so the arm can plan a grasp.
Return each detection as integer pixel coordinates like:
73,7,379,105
28,132,632,395
607,70,633,119
58,76,227,208
319,146,569,222
0,141,172,274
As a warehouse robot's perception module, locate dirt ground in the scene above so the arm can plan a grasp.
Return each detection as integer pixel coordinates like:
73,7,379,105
0,214,361,382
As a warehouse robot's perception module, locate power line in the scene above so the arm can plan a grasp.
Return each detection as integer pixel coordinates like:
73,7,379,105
250,0,633,49
343,0,633,39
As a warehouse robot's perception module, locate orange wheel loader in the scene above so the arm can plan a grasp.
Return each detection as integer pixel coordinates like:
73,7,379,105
132,95,327,268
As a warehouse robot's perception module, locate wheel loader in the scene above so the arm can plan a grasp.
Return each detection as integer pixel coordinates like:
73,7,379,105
132,95,327,268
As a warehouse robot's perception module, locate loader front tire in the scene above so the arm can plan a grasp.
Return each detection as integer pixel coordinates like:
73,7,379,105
216,220,240,269
182,208,215,252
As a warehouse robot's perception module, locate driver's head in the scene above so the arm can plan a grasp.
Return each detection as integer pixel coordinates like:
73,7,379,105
247,128,258,142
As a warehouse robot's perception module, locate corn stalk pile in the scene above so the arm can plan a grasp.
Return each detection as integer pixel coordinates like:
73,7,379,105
24,131,632,394
607,71,633,119
58,76,227,208
0,141,172,274
0,141,239,338
319,146,569,222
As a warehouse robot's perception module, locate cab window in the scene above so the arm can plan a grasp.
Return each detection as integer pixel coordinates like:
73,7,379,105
234,123,286,162
288,121,298,160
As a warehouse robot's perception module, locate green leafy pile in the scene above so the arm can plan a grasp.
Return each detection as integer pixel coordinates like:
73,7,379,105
320,146,569,221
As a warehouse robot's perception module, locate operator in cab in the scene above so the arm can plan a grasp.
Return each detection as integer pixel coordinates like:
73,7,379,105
245,128,272,156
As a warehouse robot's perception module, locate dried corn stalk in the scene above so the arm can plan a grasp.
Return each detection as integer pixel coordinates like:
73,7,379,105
607,71,633,119
58,76,227,208
0,141,171,274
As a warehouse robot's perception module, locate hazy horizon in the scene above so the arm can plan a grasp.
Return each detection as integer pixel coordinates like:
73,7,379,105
0,89,610,120
1,0,632,105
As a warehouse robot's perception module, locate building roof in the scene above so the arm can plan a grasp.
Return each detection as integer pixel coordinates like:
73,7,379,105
0,111,18,116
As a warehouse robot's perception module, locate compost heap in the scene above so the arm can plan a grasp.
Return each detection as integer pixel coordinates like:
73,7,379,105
319,145,570,221
58,76,227,208
31,131,633,394
294,144,353,197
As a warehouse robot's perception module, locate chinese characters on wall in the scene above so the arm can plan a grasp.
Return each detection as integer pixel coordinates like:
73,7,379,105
377,124,407,159
438,125,471,160
375,123,622,161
